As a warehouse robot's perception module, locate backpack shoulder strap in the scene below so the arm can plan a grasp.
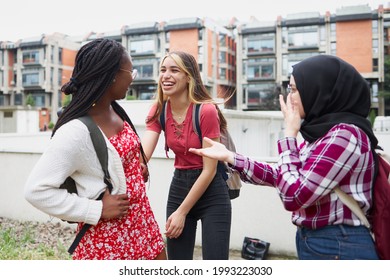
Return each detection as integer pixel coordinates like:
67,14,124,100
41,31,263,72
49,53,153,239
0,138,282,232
159,101,170,157
160,100,168,132
334,187,370,228
78,115,112,193
192,103,202,145
68,115,112,255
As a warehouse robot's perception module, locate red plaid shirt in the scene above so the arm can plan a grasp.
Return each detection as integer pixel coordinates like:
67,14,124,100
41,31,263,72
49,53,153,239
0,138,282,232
233,124,374,229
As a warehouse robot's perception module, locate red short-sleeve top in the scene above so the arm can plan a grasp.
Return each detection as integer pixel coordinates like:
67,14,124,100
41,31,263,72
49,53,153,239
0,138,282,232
146,101,220,169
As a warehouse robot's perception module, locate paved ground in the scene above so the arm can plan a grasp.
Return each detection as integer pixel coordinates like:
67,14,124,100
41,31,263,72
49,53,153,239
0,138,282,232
193,246,243,260
193,246,295,260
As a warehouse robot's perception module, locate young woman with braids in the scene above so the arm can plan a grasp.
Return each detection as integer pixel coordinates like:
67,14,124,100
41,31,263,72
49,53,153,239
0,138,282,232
24,38,166,260
142,51,231,260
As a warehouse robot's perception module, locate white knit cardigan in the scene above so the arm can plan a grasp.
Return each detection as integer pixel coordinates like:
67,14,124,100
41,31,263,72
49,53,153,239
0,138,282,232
24,119,127,225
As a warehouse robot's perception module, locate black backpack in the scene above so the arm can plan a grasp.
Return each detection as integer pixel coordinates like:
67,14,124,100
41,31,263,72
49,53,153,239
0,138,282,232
160,101,241,199
59,115,112,254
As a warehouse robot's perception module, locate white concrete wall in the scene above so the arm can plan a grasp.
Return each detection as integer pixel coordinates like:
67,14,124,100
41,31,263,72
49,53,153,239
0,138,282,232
16,110,40,133
0,150,296,256
2,101,389,257
0,101,303,257
0,108,40,133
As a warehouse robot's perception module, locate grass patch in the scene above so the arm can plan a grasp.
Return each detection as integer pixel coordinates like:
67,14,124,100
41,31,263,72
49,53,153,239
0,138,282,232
0,219,72,260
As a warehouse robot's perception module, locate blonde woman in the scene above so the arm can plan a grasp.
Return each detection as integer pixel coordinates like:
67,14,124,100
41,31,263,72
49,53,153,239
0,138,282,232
143,51,231,260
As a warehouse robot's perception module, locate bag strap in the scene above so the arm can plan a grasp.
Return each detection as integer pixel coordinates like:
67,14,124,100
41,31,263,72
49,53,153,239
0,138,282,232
335,149,390,230
192,103,202,144
160,101,202,158
78,115,113,193
192,103,227,174
334,187,370,228
160,101,170,157
67,115,112,254
160,101,167,132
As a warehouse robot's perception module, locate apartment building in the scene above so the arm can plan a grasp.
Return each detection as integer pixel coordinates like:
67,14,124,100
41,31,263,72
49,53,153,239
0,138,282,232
0,4,387,132
117,18,237,107
236,4,385,113
0,33,79,131
82,18,237,107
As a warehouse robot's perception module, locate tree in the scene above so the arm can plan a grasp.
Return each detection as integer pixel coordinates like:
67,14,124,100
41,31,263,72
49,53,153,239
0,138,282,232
379,55,390,98
62,94,71,107
379,55,390,116
25,94,35,107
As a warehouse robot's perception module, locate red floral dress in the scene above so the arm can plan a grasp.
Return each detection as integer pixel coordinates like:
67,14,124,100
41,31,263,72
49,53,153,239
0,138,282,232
73,121,165,260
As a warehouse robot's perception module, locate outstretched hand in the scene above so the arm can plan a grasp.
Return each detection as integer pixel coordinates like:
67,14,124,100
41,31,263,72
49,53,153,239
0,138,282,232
188,137,235,165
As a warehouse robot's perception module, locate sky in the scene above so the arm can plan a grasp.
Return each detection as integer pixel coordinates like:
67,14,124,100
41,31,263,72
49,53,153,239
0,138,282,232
0,0,387,42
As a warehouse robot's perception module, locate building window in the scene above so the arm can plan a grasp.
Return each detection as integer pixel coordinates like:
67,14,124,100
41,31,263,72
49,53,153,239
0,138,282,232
51,46,54,63
58,91,62,107
165,32,170,43
219,34,226,47
138,64,153,78
198,29,203,41
372,82,379,103
282,27,288,48
245,83,278,110
330,23,336,38
129,37,155,54
138,85,157,100
50,67,54,84
22,50,40,64
58,48,63,64
219,68,227,80
14,93,22,105
247,58,275,80
219,51,227,63
247,34,275,54
22,72,40,86
373,58,378,72
288,26,318,49
373,39,378,54
372,20,378,35
331,42,337,55
33,94,45,107
319,25,326,46
133,58,155,79
58,69,63,85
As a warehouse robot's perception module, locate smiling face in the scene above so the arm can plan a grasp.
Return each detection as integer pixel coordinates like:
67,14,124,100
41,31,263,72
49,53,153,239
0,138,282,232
159,56,189,98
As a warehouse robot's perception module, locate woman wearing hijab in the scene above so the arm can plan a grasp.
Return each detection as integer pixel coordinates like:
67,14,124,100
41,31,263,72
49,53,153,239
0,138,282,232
189,55,379,260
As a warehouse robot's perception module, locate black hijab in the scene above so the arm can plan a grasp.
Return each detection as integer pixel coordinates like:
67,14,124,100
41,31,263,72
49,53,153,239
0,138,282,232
292,55,378,149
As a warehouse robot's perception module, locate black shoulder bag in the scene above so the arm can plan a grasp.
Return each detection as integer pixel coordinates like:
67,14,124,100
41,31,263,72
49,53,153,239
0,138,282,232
59,115,113,254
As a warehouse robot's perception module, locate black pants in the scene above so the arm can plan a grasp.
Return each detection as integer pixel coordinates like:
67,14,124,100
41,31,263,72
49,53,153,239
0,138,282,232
166,168,232,260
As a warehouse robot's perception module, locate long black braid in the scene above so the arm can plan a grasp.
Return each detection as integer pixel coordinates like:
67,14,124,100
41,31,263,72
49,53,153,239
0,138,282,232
53,38,148,166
